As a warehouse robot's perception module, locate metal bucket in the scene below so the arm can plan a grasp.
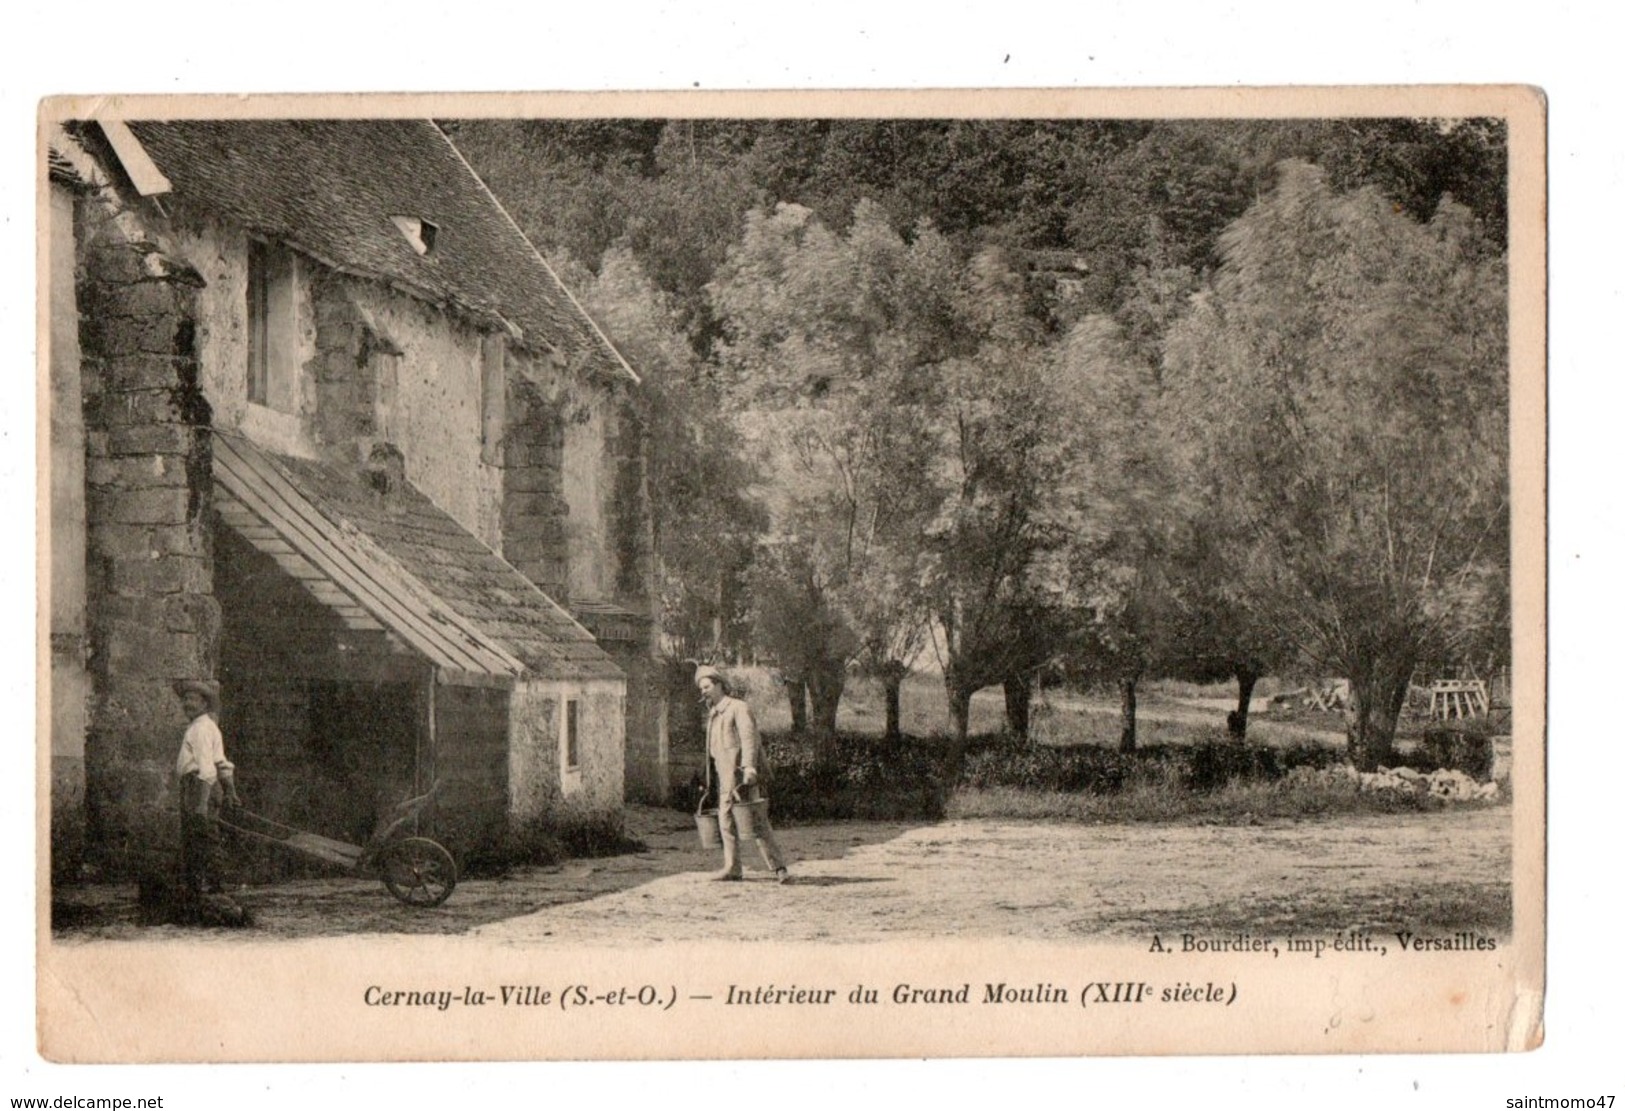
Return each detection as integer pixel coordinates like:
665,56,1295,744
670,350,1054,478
695,808,721,849
730,797,770,840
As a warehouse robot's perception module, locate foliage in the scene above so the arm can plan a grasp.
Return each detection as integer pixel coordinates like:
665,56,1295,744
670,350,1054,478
463,802,647,877
709,201,964,734
1163,162,1509,769
747,730,958,822
446,120,1509,759
576,248,766,660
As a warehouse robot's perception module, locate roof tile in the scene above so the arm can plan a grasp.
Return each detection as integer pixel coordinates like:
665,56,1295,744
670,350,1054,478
124,119,634,381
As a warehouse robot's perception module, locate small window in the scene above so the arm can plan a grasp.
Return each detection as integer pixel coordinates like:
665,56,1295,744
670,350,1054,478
246,241,297,411
564,699,580,770
391,215,439,256
246,241,272,405
480,334,505,465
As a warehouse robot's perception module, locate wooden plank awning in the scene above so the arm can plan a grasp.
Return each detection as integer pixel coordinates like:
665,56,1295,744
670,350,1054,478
212,432,523,688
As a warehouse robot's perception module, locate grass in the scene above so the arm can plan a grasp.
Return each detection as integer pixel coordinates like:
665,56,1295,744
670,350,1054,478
739,668,1012,738
949,777,1454,824
732,667,1345,750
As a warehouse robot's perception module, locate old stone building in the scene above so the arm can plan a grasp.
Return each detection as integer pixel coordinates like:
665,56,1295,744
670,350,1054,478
46,118,669,878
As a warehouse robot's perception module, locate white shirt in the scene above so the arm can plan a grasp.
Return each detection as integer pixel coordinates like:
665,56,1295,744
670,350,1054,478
176,713,230,781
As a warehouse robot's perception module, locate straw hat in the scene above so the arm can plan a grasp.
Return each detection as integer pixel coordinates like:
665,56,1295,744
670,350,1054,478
172,679,220,711
693,665,728,692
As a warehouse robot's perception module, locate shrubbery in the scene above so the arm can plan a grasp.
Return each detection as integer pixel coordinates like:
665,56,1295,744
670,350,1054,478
464,804,647,877
755,732,958,821
683,726,1507,827
1416,720,1498,782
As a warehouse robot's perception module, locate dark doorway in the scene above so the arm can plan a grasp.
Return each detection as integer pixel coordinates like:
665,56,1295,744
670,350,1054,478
306,680,420,845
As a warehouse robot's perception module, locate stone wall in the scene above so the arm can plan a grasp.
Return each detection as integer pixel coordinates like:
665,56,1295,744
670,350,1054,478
561,390,611,602
74,183,220,875
501,365,571,598
214,523,427,867
173,215,317,459
49,183,90,880
166,214,507,548
332,283,504,549
507,678,625,821
599,641,667,803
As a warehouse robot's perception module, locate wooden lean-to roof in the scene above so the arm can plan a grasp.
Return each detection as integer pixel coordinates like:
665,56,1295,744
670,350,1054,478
213,432,622,685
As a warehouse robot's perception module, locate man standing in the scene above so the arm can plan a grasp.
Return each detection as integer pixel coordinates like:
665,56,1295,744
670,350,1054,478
697,666,789,884
173,679,240,897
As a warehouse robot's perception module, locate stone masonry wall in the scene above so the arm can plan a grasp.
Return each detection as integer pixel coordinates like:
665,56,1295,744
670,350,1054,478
507,678,625,822
501,368,571,599
75,188,220,876
307,274,505,549
50,183,90,880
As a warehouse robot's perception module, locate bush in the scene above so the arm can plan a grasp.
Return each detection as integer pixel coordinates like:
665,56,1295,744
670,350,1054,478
687,723,1507,829
779,733,956,821
1183,735,1343,791
1417,722,1497,782
961,740,1183,794
689,731,961,822
462,804,647,877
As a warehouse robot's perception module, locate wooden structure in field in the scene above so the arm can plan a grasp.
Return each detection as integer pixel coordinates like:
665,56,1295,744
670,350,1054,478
1429,679,1490,720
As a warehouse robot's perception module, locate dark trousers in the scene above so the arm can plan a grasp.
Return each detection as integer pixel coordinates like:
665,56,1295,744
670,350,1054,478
178,774,225,896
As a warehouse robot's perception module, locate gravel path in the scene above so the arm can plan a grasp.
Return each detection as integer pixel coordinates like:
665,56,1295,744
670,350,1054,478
471,804,1512,946
52,804,1511,945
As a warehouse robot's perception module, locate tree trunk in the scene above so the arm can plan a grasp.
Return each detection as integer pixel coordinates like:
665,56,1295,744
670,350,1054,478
948,685,974,743
945,682,974,784
807,666,844,765
1117,675,1138,752
1227,664,1259,742
786,677,809,736
1345,662,1412,771
882,672,903,743
1003,674,1033,741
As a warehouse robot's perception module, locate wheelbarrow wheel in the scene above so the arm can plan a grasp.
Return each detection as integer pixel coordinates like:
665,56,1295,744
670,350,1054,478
380,837,457,907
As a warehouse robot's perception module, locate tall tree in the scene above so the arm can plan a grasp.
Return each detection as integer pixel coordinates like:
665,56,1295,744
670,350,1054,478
1040,316,1187,751
577,248,765,662
915,247,1080,749
709,201,951,743
1163,162,1509,769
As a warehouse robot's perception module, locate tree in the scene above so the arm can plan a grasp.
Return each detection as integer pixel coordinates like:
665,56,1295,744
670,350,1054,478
577,248,765,663
709,201,951,743
1039,316,1188,751
915,248,1078,749
1163,162,1509,770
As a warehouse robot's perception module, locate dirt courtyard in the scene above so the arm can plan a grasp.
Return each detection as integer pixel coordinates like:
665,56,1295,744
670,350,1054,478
52,803,1513,945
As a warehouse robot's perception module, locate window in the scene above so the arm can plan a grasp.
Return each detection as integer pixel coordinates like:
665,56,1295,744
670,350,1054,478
564,699,580,771
245,241,296,411
246,241,271,405
480,334,505,465
390,215,438,256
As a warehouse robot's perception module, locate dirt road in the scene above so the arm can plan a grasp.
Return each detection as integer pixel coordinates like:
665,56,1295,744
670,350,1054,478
53,804,1512,944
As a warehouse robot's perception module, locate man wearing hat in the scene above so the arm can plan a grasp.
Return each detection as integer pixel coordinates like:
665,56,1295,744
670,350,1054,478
173,679,240,896
696,665,789,884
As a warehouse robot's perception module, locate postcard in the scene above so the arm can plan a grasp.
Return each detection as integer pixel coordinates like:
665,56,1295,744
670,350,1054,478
37,86,1544,1061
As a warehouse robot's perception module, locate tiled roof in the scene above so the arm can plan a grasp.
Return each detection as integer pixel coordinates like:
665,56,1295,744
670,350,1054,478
215,432,622,684
122,119,635,382
47,147,87,187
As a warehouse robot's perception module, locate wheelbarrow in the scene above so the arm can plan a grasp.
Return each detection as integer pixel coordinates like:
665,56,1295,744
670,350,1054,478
216,781,458,907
